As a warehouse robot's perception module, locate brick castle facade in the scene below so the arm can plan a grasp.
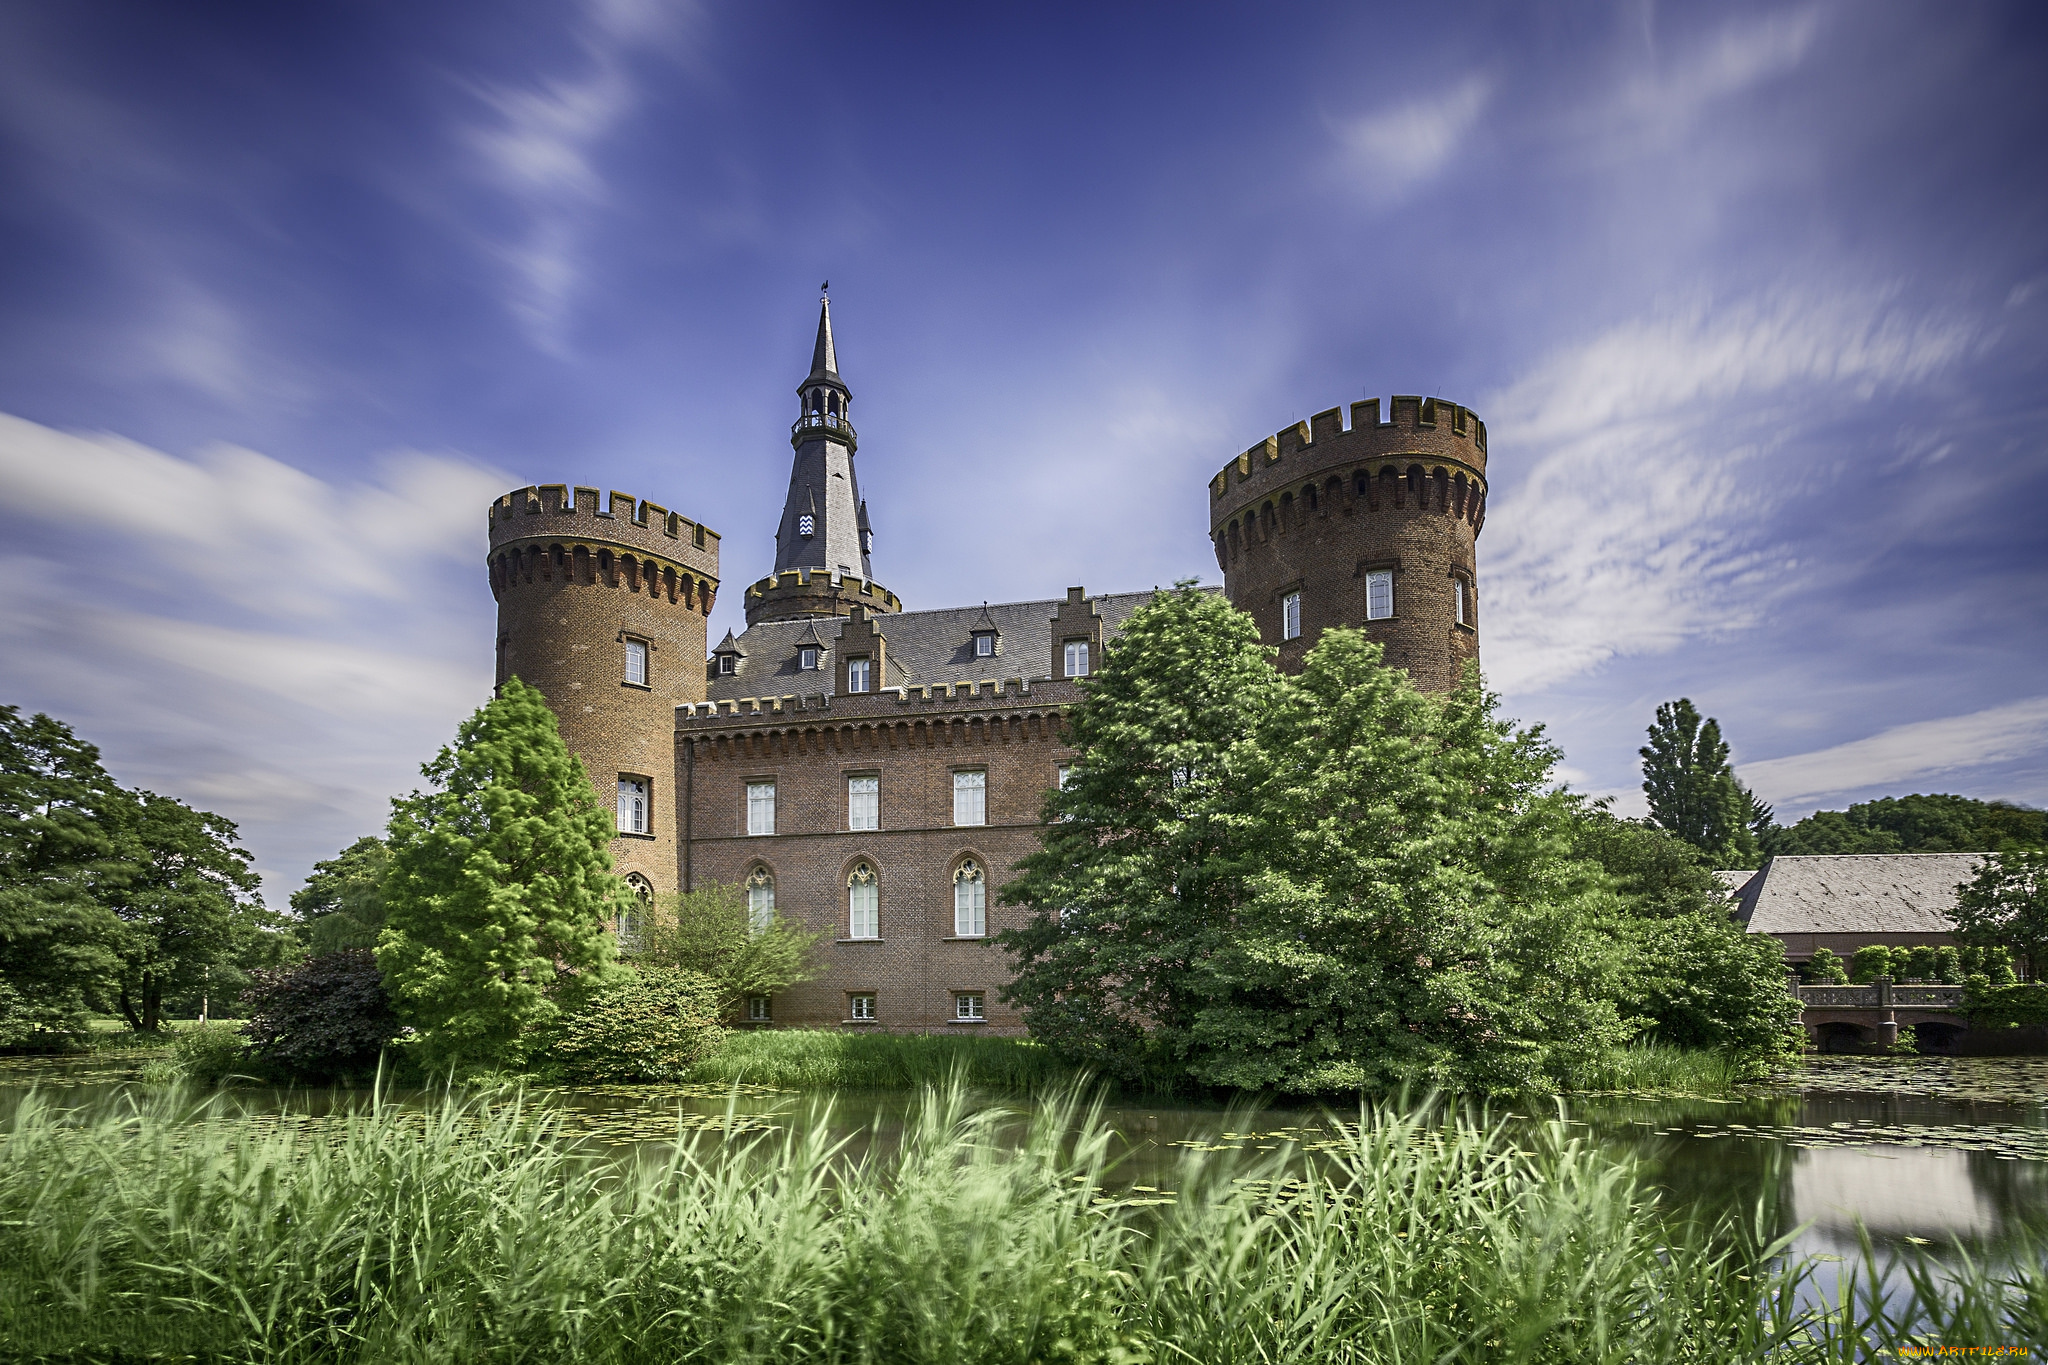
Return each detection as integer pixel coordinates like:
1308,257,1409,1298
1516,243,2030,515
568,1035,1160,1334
486,295,1490,1032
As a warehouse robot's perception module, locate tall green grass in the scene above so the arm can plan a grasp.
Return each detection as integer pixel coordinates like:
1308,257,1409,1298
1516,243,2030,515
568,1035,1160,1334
685,1027,1076,1092
1564,1040,1759,1095
2,1082,2040,1362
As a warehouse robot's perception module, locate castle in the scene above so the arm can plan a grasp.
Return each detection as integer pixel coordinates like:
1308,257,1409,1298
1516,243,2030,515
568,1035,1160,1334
487,296,1490,1031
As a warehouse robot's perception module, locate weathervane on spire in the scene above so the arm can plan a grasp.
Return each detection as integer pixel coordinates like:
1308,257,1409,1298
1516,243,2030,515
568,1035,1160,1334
821,280,829,296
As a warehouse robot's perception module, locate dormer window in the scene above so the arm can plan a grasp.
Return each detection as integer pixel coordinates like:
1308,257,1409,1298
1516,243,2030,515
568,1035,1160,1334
799,646,819,670
973,632,995,658
718,654,737,676
798,514,815,537
847,656,872,693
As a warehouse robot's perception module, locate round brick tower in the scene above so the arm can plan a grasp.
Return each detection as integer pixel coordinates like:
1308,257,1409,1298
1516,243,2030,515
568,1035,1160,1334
487,484,721,897
1209,395,1488,692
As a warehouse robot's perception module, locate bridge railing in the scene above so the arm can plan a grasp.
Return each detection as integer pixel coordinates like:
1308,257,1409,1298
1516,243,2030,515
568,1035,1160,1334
1793,980,1966,1009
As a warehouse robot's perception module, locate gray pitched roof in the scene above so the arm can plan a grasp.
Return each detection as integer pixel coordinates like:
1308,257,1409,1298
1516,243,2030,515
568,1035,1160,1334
705,587,1208,701
1736,854,1989,936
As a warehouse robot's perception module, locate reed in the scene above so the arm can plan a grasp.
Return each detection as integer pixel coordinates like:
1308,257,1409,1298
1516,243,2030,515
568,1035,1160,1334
1563,1040,1755,1095
0,1083,2036,1362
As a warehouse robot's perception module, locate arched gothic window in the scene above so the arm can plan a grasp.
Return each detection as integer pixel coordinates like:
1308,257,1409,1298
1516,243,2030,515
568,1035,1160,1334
618,873,654,952
953,859,986,938
848,861,879,939
745,866,775,933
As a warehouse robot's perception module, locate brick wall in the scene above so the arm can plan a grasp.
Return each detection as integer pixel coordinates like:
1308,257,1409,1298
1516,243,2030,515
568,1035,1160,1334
677,681,1078,1032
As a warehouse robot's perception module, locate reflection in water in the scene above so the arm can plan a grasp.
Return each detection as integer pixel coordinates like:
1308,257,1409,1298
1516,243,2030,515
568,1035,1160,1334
1789,1146,1995,1241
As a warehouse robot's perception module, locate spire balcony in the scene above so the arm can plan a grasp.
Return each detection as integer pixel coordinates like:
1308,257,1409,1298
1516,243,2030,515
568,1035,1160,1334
791,412,858,450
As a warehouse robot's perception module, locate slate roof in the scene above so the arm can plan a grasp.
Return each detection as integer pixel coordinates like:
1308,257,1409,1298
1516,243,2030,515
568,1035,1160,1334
1735,854,1989,936
705,588,1204,702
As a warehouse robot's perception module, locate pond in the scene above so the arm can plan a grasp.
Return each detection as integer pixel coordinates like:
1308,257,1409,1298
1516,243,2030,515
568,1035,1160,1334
5,1050,2045,1275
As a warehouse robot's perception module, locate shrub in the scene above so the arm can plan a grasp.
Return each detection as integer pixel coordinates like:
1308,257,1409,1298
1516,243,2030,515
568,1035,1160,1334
1961,943,2018,984
1964,982,2048,1029
242,949,400,1081
544,965,722,1083
1902,945,1939,982
151,1022,251,1085
1886,1025,1919,1056
1804,947,1849,984
1849,945,1895,984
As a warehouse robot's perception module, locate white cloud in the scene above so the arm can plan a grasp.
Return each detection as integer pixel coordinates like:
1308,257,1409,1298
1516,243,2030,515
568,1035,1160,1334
1622,7,1825,132
1332,76,1490,206
0,411,507,897
1480,290,1974,693
461,0,700,350
0,411,506,620
1740,697,2048,806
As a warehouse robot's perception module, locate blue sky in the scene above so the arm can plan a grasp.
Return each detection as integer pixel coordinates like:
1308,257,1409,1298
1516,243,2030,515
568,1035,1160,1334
1,1,2044,898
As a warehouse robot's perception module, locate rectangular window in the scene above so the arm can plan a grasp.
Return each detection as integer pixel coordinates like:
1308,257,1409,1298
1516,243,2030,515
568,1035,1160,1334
953,992,985,1022
746,995,771,1023
1057,763,1073,789
617,777,648,834
1455,578,1469,626
848,774,879,831
746,780,776,836
1064,639,1090,678
718,654,736,675
953,769,987,826
1281,591,1302,641
624,638,647,686
800,646,819,670
849,993,875,1021
975,633,994,657
847,656,872,693
1365,570,1394,621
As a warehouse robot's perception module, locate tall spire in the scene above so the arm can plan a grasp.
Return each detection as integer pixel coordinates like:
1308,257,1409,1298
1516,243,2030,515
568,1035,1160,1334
810,287,839,379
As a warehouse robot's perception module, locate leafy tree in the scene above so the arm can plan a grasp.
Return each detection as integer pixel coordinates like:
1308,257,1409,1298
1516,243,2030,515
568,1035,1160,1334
1767,794,2047,857
377,678,627,1073
1568,811,1800,1055
0,706,125,1041
1849,945,1895,984
998,583,1281,1085
241,949,400,1081
1805,947,1849,984
290,836,388,954
1960,942,2017,985
1950,851,2048,981
103,790,266,1033
636,881,821,1015
1002,587,1633,1093
1639,699,1760,868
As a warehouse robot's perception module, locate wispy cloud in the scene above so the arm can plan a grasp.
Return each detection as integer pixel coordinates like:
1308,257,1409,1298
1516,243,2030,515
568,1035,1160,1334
1331,76,1490,207
1480,289,1975,693
1741,697,2048,806
1623,6,1825,132
461,0,700,351
0,411,506,895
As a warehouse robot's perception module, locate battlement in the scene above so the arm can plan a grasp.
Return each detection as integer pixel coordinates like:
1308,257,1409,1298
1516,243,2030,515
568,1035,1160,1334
487,484,721,578
742,565,904,626
1208,396,1487,505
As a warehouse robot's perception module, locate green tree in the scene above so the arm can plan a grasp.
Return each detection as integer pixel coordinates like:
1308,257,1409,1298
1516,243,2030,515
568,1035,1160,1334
998,583,1279,1085
377,678,627,1072
1001,587,1634,1093
290,835,388,953
636,881,821,1015
1567,811,1800,1055
1639,699,1759,867
1767,794,2047,857
0,706,125,1041
1196,640,1629,1093
1950,851,2048,981
1849,945,1895,984
103,790,266,1033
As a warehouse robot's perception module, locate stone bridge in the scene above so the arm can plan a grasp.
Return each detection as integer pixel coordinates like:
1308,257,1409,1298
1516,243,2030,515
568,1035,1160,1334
1794,979,1970,1052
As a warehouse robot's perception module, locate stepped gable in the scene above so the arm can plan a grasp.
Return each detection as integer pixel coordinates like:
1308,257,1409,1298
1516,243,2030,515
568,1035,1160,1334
702,588,1187,703
1736,854,1981,936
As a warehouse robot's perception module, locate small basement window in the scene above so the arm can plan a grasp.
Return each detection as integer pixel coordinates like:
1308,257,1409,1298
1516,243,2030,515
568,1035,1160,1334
746,995,771,1023
849,993,875,1021
953,992,985,1022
